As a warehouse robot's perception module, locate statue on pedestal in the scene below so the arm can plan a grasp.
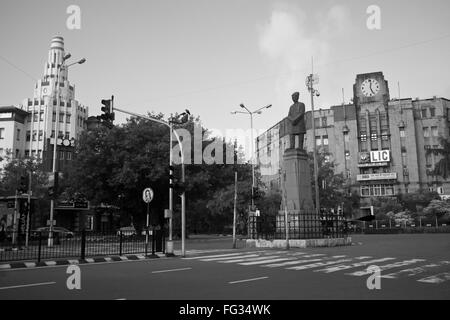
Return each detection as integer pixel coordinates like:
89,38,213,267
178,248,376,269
286,92,306,150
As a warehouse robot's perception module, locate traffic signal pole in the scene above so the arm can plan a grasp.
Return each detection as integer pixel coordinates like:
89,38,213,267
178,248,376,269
25,170,32,247
113,106,186,257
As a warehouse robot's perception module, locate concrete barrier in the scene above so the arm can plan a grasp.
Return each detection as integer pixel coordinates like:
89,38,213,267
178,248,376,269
245,237,352,248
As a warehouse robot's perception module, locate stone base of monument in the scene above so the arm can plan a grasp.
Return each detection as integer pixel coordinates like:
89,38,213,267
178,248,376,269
245,237,352,248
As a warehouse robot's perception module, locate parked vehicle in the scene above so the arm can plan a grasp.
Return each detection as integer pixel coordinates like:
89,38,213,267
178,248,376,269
30,227,74,240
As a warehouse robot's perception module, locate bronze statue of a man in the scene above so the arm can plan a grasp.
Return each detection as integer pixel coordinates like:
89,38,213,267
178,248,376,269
287,92,306,150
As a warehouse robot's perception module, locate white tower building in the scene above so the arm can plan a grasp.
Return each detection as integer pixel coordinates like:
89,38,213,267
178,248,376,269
19,36,88,170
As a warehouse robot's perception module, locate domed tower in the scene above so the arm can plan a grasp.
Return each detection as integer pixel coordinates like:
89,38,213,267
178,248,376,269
21,36,89,171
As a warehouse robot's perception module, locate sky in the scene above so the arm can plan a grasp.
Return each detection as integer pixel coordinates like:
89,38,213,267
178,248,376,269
1,0,450,156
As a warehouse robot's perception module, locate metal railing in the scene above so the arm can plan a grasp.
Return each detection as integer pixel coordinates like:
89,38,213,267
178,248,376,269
0,229,166,263
248,211,349,240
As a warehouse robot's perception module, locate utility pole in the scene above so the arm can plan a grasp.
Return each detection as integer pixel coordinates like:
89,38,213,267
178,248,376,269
25,170,32,247
307,60,321,215
233,171,238,249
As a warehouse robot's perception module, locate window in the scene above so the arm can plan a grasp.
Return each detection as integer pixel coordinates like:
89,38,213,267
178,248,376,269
67,151,72,160
65,131,70,139
314,118,320,128
58,131,63,139
25,150,29,158
371,133,378,141
361,185,370,197
15,149,19,158
423,127,430,138
322,117,327,127
32,130,37,141
26,130,31,141
51,130,55,138
37,150,42,158
31,150,36,158
323,135,329,146
16,129,20,141
400,128,405,138
431,126,438,137
324,155,330,163
66,114,71,124
38,130,43,141
422,108,427,118
430,107,435,117
59,113,64,123
33,113,38,122
52,113,56,122
40,112,44,121
315,136,321,146
59,151,65,160
385,185,394,196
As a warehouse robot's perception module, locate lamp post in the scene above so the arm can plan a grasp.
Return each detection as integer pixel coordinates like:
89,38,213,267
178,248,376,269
231,104,271,210
48,55,86,247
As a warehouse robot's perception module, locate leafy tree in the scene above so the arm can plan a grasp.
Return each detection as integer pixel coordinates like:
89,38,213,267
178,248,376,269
398,190,440,213
423,199,450,221
308,150,360,218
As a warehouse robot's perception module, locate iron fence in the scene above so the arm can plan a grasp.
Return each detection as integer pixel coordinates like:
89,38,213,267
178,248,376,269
0,229,166,263
353,218,450,234
248,211,349,240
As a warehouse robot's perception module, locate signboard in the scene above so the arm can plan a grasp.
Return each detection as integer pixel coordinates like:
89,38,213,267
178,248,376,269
358,162,389,168
357,172,397,181
358,152,371,164
370,150,390,163
143,188,154,204
47,219,56,226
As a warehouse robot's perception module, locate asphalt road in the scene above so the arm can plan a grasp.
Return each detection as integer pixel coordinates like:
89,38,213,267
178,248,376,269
0,234,449,300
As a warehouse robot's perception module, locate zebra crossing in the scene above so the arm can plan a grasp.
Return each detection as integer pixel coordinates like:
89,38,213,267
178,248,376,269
183,250,450,285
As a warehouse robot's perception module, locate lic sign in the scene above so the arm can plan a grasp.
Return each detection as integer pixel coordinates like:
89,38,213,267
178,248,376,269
370,150,390,163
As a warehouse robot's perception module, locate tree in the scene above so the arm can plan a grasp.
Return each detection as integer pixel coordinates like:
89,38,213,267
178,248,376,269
398,190,440,213
423,199,450,221
309,150,360,218
428,137,450,179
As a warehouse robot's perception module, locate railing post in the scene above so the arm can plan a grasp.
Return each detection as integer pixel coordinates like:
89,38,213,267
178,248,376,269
119,230,123,256
145,229,148,257
151,228,155,256
80,229,86,260
37,232,42,263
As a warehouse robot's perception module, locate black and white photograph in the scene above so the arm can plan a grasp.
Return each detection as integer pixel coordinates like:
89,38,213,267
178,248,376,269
0,0,449,309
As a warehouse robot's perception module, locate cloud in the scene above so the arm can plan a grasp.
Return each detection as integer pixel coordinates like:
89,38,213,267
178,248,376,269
258,4,349,111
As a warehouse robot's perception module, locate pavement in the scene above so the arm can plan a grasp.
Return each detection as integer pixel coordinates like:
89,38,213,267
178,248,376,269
0,234,449,300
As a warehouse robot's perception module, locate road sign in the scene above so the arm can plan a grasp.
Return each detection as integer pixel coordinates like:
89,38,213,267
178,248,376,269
47,220,56,226
143,188,154,203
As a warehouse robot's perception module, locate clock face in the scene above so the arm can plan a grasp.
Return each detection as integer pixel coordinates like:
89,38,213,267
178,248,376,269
361,79,380,97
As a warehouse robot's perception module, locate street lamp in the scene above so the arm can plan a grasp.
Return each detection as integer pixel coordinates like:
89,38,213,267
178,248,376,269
231,103,271,210
48,54,86,247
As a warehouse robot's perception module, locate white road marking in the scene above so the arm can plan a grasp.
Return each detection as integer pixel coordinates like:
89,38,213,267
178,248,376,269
229,277,268,284
218,255,281,263
382,261,450,279
68,259,79,264
239,258,295,266
314,257,394,274
85,258,95,263
347,259,426,276
183,252,263,260
201,254,260,262
45,261,56,266
0,281,56,290
417,272,450,284
115,298,127,300
119,256,129,261
287,258,360,271
152,267,192,274
24,262,36,268
263,255,345,268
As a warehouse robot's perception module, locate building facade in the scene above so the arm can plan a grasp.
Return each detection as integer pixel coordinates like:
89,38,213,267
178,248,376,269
0,36,89,172
256,72,450,212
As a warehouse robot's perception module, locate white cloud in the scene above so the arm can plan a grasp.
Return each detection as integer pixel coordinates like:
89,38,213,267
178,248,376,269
258,4,350,111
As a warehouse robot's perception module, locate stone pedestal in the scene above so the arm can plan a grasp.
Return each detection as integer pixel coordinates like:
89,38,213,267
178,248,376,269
277,148,321,238
281,148,314,212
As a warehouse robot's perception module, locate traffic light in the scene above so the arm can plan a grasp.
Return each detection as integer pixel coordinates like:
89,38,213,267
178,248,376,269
17,175,28,194
169,165,175,189
97,95,115,128
48,172,59,199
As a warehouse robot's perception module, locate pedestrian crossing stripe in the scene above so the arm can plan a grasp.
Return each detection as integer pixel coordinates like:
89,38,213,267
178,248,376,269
417,272,450,284
381,261,450,279
201,254,260,262
182,251,265,260
218,255,282,263
240,257,299,266
315,257,395,274
347,259,426,276
287,257,371,271
263,255,347,268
